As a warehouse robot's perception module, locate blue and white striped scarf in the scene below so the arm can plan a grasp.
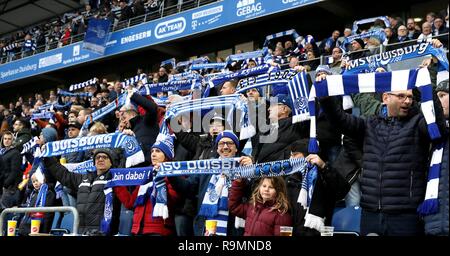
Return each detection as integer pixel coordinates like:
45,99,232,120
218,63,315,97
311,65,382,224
240,57,266,69
344,42,449,81
122,73,148,87
208,63,276,88
418,142,444,216
200,173,229,236
160,95,255,140
40,133,145,168
161,58,176,68
169,71,201,82
138,79,201,95
101,167,155,234
69,78,97,91
352,16,390,33
38,102,72,111
308,68,441,153
226,48,269,63
341,30,386,53
31,112,54,121
81,93,127,131
190,62,227,71
263,29,301,47
21,136,39,154
57,90,92,98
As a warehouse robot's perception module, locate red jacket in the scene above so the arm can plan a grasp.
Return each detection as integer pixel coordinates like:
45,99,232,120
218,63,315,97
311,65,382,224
229,180,292,236
114,178,179,235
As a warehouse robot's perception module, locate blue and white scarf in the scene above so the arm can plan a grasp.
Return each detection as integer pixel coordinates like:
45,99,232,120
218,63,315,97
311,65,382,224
33,158,48,208
161,58,176,68
31,112,54,121
69,77,97,91
226,48,269,63
40,133,145,167
81,93,127,131
209,63,276,88
352,16,390,34
190,62,227,71
417,142,444,216
101,167,154,234
199,173,229,236
21,136,39,154
38,102,72,111
63,159,96,174
263,29,301,47
176,57,209,71
345,42,449,82
122,73,148,87
57,90,92,98
308,68,441,153
139,79,201,95
169,71,201,82
341,30,386,53
161,94,255,140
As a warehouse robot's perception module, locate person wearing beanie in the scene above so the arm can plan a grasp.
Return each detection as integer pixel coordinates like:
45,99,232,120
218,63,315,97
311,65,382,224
168,129,253,236
40,127,58,143
348,38,369,60
43,147,123,235
423,78,449,236
113,137,180,236
315,65,333,77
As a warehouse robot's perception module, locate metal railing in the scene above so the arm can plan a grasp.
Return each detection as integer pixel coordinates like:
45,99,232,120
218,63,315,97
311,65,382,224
0,206,79,236
0,0,220,65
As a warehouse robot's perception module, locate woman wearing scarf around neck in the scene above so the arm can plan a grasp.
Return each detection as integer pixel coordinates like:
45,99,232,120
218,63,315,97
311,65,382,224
113,137,180,236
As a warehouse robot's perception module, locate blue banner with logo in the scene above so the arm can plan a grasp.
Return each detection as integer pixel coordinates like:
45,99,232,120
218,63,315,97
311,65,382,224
1,0,319,84
83,18,112,55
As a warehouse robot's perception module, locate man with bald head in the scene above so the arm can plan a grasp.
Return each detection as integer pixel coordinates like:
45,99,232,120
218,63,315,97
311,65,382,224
318,75,446,235
418,22,433,42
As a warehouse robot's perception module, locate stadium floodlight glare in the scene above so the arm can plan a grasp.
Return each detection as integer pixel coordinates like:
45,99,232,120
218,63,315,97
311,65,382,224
414,17,423,22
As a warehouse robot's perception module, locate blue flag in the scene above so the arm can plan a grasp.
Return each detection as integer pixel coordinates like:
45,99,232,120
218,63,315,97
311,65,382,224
83,18,111,55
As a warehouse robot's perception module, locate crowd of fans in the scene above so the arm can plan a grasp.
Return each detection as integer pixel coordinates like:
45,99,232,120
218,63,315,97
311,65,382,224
0,0,215,63
0,3,448,237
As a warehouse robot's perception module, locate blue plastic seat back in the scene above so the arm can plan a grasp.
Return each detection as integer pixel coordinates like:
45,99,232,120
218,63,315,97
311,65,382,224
331,206,361,235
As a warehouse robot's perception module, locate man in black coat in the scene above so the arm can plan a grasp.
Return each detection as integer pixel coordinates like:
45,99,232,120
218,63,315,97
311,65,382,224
0,131,22,209
318,74,446,235
120,88,159,165
12,117,32,152
44,148,121,235
252,94,310,163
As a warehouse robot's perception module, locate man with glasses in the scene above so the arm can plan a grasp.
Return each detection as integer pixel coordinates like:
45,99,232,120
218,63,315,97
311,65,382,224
318,76,446,235
44,148,122,235
169,130,253,236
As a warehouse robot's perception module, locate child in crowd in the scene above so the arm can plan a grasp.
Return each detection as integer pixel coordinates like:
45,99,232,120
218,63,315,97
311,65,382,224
229,176,292,236
18,172,55,236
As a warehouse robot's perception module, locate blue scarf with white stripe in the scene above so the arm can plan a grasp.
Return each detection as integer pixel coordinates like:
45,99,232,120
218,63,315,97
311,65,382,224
308,68,441,153
81,93,127,131
418,142,444,216
102,167,154,234
122,74,148,87
57,90,92,98
160,94,255,140
69,77,97,91
263,29,301,47
138,79,201,95
40,133,145,168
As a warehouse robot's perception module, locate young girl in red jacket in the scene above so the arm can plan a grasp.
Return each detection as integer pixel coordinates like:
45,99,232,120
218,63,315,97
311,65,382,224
229,176,292,236
113,138,179,236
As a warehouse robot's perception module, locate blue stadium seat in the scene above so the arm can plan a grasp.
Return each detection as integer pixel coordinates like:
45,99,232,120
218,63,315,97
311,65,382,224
50,212,74,235
331,206,361,236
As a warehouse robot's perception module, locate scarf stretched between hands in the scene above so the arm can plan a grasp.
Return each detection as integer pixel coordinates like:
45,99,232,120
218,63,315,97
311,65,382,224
190,62,227,71
81,93,127,131
418,142,444,216
341,30,386,53
344,42,449,82
122,73,148,87
160,94,255,140
237,69,311,123
308,68,441,153
138,79,201,95
226,48,268,64
31,112,54,121
101,167,154,234
69,77,97,91
57,90,92,98
169,71,201,82
38,102,72,112
209,63,275,88
40,132,145,167
263,29,301,47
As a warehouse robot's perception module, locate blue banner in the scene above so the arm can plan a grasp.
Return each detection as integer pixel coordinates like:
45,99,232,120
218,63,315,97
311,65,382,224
0,0,320,84
83,18,112,55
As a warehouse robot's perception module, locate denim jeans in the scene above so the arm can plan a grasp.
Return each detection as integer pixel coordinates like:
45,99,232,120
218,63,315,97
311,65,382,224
345,180,361,207
175,214,194,236
60,186,77,208
360,209,424,236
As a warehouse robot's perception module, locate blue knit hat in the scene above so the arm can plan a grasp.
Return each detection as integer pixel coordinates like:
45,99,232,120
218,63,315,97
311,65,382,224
270,94,293,110
41,127,57,143
215,130,239,148
152,137,175,160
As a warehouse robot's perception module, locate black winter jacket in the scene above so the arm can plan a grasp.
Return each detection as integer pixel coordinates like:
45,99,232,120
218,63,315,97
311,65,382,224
0,147,22,189
44,157,121,234
320,96,446,213
129,93,159,164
